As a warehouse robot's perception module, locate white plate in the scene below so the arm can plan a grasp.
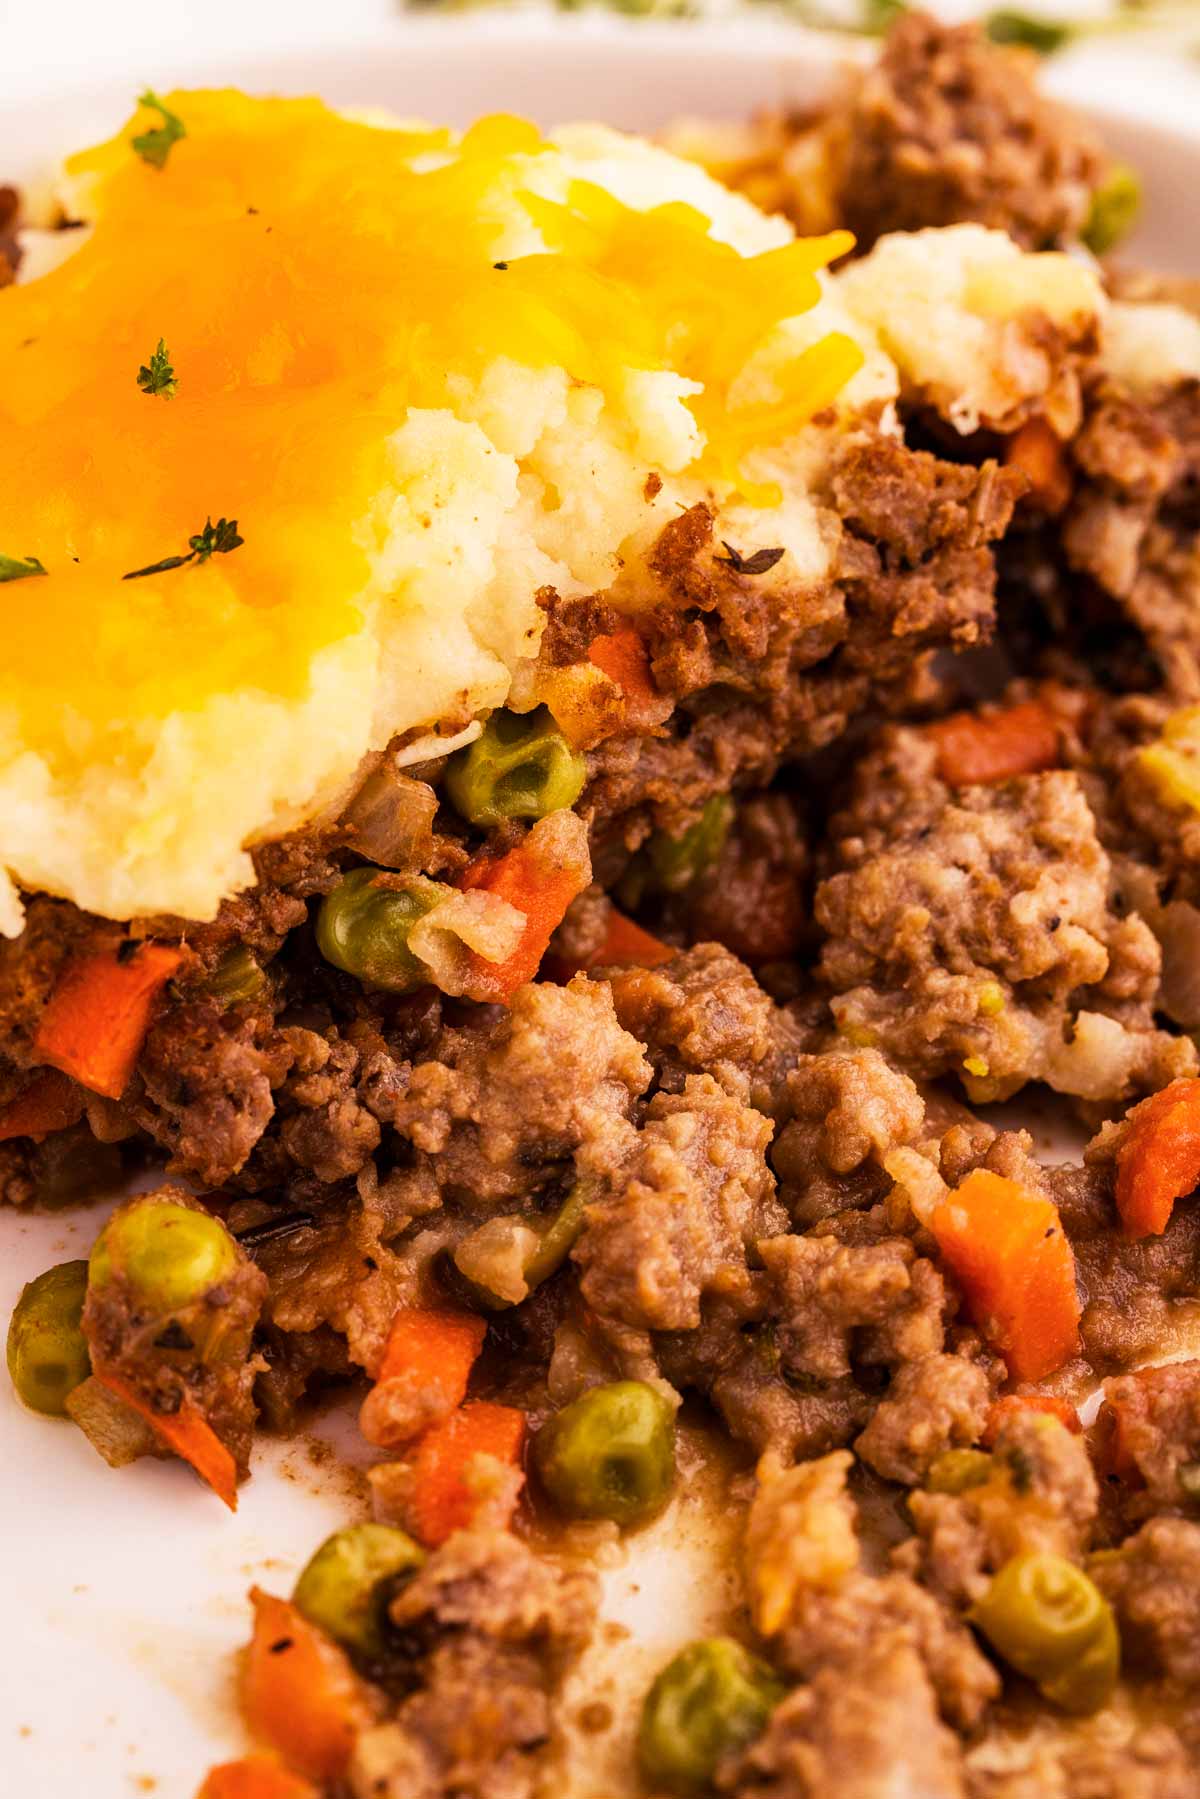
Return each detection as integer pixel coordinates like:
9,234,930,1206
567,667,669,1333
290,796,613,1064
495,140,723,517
2,24,1198,1797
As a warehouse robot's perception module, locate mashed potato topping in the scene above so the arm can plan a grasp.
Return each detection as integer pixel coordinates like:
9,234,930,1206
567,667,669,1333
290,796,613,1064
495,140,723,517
0,95,1111,934
0,92,870,931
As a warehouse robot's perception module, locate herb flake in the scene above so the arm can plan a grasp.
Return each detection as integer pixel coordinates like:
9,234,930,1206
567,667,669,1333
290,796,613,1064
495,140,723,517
716,540,786,577
123,517,244,581
0,553,47,584
131,91,187,170
137,337,177,398
190,517,244,561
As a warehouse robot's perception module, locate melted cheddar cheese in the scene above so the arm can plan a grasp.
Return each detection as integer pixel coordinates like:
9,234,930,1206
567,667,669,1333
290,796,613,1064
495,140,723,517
0,92,864,928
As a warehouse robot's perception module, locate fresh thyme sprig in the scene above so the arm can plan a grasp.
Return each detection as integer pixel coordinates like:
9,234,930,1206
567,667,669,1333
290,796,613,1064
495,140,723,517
137,338,177,398
123,518,244,581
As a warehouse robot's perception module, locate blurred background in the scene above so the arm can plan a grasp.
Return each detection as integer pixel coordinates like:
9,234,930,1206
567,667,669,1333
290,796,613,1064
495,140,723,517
3,0,1200,115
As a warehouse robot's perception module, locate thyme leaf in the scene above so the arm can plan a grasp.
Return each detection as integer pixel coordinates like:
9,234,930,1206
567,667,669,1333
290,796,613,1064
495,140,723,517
716,540,786,576
131,90,187,170
0,553,47,584
137,337,177,398
123,517,243,580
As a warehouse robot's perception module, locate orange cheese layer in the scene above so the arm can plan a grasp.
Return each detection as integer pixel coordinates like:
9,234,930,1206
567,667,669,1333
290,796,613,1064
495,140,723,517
0,93,856,753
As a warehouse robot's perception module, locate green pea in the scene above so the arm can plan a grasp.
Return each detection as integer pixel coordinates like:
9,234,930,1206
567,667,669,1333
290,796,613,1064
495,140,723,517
316,867,445,992
638,1637,783,1793
1082,165,1141,257
6,1259,91,1416
89,1197,240,1314
972,1552,1119,1714
204,945,268,1007
293,1522,425,1659
444,706,586,828
926,1448,993,1495
620,795,734,908
534,1379,676,1526
649,795,734,893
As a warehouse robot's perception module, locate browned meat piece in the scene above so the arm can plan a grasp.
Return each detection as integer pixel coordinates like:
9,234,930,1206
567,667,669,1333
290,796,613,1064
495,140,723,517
131,1002,295,1188
855,1353,994,1486
274,1026,385,1182
0,184,19,286
252,1321,354,1431
816,723,1195,1102
607,942,808,1116
381,976,650,1210
348,1528,595,1799
1092,1517,1200,1691
1049,1161,1200,1372
729,12,1103,254
1095,1361,1200,1526
825,437,1015,665
0,1122,124,1209
251,1186,425,1375
758,1230,947,1384
1060,379,1200,697
903,1412,1097,1607
968,1723,1200,1799
834,13,1103,251
586,433,1018,850
778,1568,999,1732
721,1642,967,1798
575,1073,783,1335
743,1446,998,1732
80,1186,267,1476
771,1047,925,1226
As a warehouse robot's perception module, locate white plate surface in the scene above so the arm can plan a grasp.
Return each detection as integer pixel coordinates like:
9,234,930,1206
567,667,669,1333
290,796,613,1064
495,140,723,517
2,23,1198,1797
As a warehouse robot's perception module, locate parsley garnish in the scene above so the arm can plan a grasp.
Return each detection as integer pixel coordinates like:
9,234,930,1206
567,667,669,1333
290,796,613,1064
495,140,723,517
0,553,47,584
137,338,177,398
716,541,786,576
131,91,187,170
123,518,244,581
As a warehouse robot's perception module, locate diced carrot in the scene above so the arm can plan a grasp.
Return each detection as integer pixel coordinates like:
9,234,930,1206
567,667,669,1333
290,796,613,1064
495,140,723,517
929,1170,1081,1383
926,700,1061,788
982,1392,1082,1448
34,943,184,1100
95,1369,238,1510
408,1401,526,1548
196,1755,318,1799
588,910,674,971
1004,418,1072,514
378,1305,487,1387
588,627,660,725
460,839,590,1002
1114,1077,1200,1239
361,1307,488,1447
243,1590,373,1783
0,1068,85,1142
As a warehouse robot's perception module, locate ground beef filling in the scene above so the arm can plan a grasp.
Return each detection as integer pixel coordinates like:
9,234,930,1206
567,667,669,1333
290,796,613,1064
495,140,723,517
8,17,1200,1799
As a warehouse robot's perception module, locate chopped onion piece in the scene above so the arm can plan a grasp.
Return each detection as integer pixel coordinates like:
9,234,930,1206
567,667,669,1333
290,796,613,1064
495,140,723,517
394,721,483,769
341,766,437,871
